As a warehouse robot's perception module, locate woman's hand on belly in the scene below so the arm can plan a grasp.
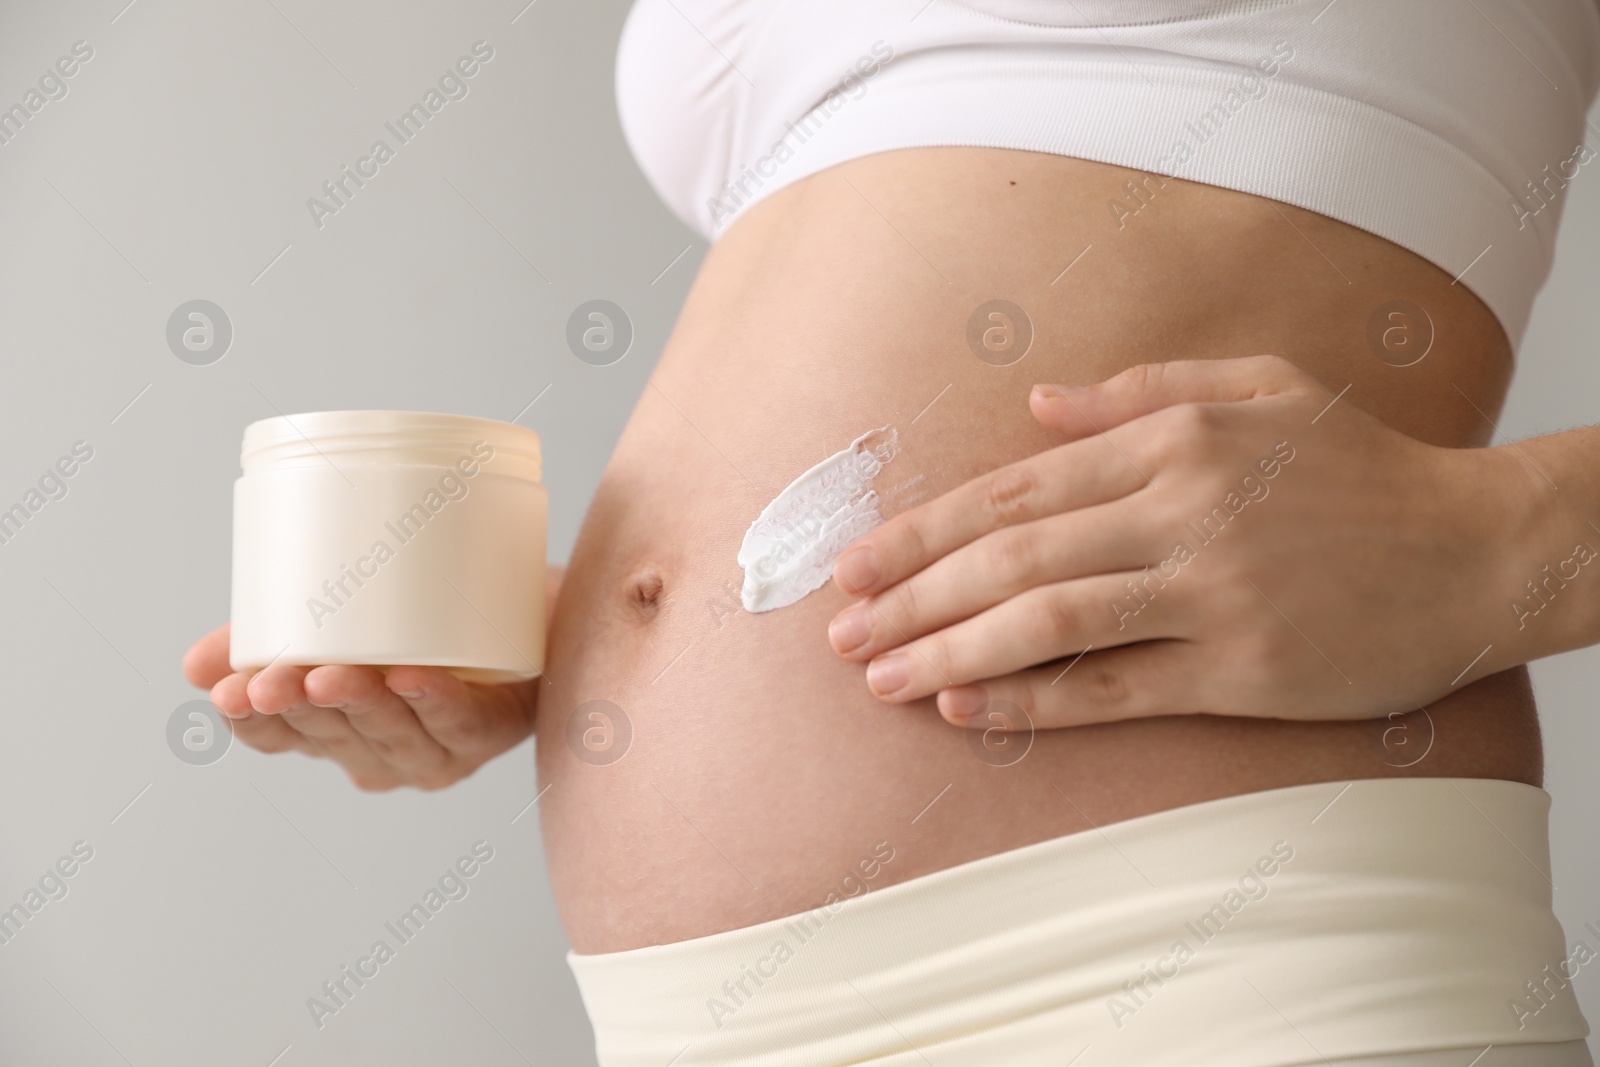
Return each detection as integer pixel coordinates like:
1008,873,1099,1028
827,355,1538,728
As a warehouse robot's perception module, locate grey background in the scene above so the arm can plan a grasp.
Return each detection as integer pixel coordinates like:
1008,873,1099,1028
0,1,1593,1064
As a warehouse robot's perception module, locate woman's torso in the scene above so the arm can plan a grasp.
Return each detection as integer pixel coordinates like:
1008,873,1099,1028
536,145,1542,954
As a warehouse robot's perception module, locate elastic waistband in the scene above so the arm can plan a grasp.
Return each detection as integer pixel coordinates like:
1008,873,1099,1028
568,777,1590,1066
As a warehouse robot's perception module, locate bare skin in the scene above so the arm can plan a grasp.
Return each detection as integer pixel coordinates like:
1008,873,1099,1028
188,147,1548,954
533,148,1542,953
825,356,1576,726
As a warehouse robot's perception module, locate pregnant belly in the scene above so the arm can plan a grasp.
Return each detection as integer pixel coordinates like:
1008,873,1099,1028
535,147,1541,954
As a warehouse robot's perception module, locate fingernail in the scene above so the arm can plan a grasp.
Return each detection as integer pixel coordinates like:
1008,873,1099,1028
399,688,425,700
940,686,987,723
1034,383,1085,399
834,546,880,594
866,653,908,697
828,604,872,654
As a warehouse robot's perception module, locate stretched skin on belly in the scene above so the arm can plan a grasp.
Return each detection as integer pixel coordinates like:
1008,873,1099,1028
535,146,1537,954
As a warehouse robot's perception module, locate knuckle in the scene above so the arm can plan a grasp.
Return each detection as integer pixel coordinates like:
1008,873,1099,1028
980,529,1037,587
980,465,1039,523
1026,590,1079,644
1084,663,1131,707
1147,403,1218,460
439,706,492,746
1169,401,1219,438
898,519,933,569
1117,361,1161,397
881,577,921,630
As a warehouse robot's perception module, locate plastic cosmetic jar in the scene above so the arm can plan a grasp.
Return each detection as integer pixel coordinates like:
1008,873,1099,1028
229,410,546,684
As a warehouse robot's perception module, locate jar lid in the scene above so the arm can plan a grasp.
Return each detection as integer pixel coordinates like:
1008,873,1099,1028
240,410,541,482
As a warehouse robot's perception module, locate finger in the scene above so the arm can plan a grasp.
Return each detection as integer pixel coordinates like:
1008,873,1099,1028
833,432,1150,598
244,662,311,714
228,710,320,756
830,500,1165,660
210,671,257,719
183,622,234,689
274,702,401,789
863,572,1186,702
933,641,1203,728
303,666,454,781
384,666,534,758
246,666,396,784
1030,355,1308,438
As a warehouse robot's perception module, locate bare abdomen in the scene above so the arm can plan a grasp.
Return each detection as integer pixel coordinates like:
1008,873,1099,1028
534,147,1537,954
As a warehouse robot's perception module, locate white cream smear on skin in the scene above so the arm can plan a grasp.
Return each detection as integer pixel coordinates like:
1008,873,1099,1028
738,427,899,613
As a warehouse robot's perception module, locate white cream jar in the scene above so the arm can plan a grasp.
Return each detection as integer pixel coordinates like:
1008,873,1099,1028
229,410,546,684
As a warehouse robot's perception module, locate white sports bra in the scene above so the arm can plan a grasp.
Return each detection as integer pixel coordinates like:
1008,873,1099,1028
614,0,1600,349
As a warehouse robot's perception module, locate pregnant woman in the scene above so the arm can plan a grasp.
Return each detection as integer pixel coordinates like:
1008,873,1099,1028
184,2,1600,1064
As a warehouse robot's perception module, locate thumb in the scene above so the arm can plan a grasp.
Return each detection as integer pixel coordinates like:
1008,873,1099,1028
1030,355,1303,438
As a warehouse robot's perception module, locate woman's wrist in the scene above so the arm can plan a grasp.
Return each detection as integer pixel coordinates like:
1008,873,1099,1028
1479,427,1600,672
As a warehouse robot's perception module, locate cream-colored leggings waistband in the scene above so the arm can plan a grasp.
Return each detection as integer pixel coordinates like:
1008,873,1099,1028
568,778,1593,1066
